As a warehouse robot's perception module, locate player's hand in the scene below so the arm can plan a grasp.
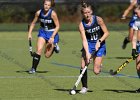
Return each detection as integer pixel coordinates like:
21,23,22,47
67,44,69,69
95,40,101,51
132,49,138,60
86,52,91,64
28,34,32,40
48,37,54,44
120,15,126,20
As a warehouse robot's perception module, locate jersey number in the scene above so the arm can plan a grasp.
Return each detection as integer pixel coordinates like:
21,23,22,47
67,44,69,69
90,33,98,40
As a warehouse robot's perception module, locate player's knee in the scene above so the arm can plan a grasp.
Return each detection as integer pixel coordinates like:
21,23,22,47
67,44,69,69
45,54,51,58
136,66,140,71
36,50,42,55
93,65,101,75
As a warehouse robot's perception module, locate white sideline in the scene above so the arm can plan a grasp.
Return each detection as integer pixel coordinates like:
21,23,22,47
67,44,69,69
0,75,137,79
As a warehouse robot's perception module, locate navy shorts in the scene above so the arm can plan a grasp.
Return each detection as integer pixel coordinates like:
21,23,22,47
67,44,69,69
38,28,59,44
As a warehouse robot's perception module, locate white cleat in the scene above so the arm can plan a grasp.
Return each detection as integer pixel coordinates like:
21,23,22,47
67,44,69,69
28,68,36,74
79,87,88,94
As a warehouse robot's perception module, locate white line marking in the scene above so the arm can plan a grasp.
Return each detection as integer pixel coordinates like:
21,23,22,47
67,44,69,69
0,75,137,79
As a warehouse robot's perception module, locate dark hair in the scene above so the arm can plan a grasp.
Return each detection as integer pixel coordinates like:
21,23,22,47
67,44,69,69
81,0,92,13
43,0,55,7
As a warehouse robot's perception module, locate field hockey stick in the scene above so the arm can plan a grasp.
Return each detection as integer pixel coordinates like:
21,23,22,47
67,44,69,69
109,56,133,75
29,38,33,57
69,51,96,95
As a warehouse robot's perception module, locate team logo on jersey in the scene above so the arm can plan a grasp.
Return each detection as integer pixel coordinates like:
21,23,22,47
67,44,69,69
86,26,100,33
40,19,52,24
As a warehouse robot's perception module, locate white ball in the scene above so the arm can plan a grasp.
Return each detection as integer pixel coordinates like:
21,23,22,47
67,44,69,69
70,90,76,95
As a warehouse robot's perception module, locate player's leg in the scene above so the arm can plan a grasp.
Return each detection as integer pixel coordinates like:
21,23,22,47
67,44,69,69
136,54,140,92
79,51,90,94
136,54,140,78
54,43,60,53
53,33,60,53
44,42,55,58
136,31,140,78
93,46,106,74
122,27,134,49
122,15,136,49
29,37,45,74
93,57,103,75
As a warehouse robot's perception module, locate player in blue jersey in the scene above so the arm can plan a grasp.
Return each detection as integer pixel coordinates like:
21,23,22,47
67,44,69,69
78,2,109,94
121,0,139,49
28,0,60,74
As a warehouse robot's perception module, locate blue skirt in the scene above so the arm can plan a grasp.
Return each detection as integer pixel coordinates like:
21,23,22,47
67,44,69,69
38,28,59,44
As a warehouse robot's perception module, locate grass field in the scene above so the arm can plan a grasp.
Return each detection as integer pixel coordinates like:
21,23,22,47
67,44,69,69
0,29,140,100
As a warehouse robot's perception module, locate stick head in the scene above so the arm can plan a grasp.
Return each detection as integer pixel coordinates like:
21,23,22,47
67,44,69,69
109,69,117,75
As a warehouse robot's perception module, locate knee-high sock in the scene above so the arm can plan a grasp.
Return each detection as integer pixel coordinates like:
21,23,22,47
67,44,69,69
80,68,87,88
32,53,41,70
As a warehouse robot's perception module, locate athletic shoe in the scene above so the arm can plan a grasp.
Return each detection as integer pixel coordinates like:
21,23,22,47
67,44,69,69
122,37,130,49
28,68,36,74
54,43,60,53
136,88,140,93
79,87,88,94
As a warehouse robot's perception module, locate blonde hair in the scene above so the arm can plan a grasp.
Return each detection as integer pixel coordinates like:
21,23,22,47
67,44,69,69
43,0,55,7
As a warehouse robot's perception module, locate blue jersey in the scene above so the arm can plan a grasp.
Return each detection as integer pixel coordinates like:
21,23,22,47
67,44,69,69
82,15,105,44
137,0,140,4
38,9,59,44
81,15,106,57
39,9,56,30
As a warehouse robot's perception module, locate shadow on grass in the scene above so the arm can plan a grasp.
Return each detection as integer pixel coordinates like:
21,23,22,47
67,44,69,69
106,57,131,59
54,89,93,93
16,70,49,74
103,89,137,93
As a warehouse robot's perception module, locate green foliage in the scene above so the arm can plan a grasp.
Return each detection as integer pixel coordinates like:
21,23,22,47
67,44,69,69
0,3,129,23
0,5,29,23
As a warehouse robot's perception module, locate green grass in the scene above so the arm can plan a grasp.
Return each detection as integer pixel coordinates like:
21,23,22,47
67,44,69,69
0,30,139,100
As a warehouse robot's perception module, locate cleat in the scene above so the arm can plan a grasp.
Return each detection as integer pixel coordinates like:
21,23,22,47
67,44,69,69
79,87,88,94
54,43,60,53
28,68,36,74
122,37,130,49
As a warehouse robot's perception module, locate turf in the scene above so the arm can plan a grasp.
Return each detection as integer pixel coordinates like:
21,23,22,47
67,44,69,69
0,30,140,100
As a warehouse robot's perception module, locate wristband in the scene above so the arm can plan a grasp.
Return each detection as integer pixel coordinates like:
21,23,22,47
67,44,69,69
98,39,102,43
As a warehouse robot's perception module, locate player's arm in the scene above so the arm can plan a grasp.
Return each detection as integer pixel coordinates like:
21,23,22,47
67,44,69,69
96,16,109,51
48,10,60,44
51,10,60,38
121,0,137,19
79,22,91,63
97,16,109,42
28,10,40,40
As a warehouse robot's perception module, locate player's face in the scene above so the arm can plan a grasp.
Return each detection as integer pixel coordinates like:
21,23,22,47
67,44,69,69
44,1,51,12
82,7,93,21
